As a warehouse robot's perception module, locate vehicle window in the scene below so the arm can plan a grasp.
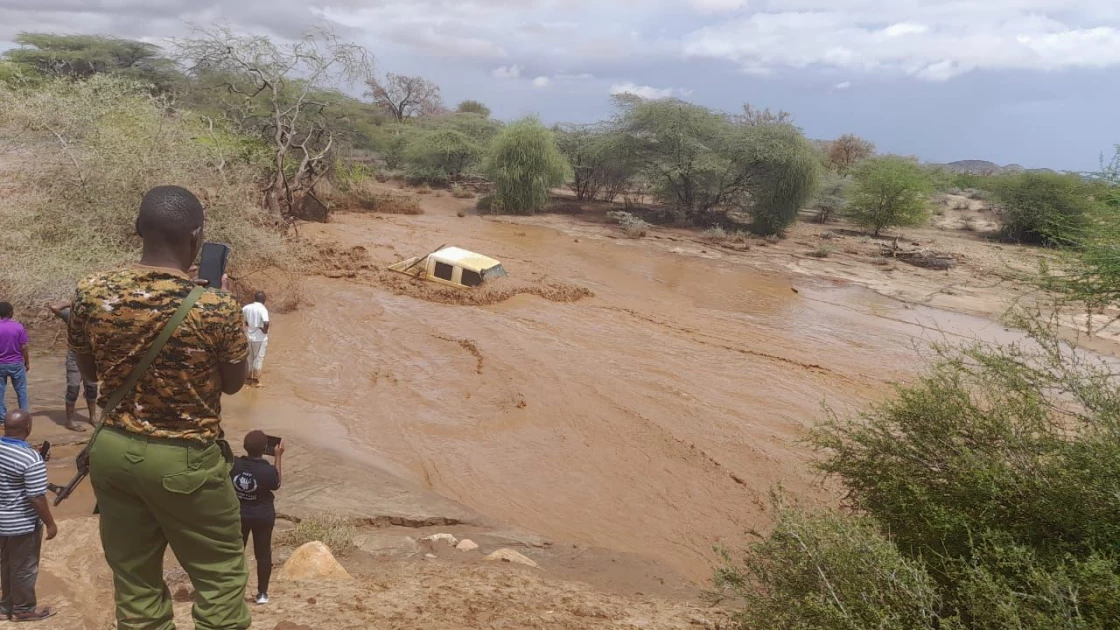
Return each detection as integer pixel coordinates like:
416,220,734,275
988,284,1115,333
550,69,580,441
482,265,508,281
461,269,483,287
434,261,454,281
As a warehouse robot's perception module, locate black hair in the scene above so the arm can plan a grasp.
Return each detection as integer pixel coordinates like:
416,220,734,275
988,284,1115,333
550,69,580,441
254,292,267,304
0,302,12,319
136,186,204,242
244,430,268,457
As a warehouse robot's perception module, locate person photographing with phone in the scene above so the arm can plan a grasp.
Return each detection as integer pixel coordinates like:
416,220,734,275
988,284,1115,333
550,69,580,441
231,431,283,605
68,185,252,629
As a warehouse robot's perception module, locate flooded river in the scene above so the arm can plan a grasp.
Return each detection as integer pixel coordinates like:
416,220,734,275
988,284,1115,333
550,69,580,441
222,202,1034,580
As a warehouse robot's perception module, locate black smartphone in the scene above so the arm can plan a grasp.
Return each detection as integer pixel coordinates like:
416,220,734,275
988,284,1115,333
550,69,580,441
38,441,50,462
198,242,231,290
264,435,282,457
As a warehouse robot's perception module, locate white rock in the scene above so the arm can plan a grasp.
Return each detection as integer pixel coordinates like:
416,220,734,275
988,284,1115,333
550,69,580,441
276,541,351,582
425,553,438,559
422,533,459,547
456,539,480,552
485,548,538,568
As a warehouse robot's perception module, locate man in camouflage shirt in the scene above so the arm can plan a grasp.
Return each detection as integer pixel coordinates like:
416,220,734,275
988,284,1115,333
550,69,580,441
68,186,251,630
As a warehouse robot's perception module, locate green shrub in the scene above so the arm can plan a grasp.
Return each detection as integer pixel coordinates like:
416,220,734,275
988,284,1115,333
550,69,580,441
809,320,1120,626
715,501,941,630
847,156,931,235
991,172,1097,246
813,171,853,223
482,117,568,215
455,99,490,118
617,98,819,234
402,127,484,185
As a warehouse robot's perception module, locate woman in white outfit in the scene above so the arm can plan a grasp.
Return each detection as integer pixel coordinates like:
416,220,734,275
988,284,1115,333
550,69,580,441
242,292,270,386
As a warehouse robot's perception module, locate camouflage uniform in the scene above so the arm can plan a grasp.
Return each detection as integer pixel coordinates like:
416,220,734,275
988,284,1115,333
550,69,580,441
68,265,250,630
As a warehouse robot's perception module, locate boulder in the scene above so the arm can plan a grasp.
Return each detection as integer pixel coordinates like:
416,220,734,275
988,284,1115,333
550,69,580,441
276,541,352,582
485,548,538,568
456,539,480,552
422,533,459,547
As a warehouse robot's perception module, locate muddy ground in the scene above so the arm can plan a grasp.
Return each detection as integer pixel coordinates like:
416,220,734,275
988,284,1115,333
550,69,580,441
17,186,1114,628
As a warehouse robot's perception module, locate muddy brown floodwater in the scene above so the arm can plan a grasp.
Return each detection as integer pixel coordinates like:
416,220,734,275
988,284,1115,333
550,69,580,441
223,197,1039,582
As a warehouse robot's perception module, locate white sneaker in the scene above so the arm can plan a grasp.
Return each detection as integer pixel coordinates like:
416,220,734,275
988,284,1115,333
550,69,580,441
255,593,269,605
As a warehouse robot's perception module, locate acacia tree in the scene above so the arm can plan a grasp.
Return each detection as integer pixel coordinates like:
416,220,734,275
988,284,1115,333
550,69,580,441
554,123,634,202
4,33,180,90
618,97,818,233
177,26,371,218
829,133,875,174
847,156,930,236
738,102,794,127
366,74,443,123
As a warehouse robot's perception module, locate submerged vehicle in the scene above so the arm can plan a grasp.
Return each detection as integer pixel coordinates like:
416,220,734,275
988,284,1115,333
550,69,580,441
388,246,508,288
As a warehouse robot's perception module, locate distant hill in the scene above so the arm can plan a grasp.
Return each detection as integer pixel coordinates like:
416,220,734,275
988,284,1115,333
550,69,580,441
929,160,1057,176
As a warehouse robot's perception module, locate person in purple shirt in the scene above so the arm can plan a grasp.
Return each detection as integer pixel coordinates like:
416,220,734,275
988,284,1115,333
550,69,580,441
0,303,30,424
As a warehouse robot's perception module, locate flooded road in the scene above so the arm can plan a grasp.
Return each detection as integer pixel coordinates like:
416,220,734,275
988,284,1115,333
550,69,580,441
223,199,1038,581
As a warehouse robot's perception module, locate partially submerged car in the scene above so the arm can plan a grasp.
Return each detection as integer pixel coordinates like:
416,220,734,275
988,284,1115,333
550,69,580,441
388,246,508,288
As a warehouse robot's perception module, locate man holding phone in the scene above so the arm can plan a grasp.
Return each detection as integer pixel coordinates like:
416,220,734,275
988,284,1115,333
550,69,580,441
231,431,282,605
68,185,251,629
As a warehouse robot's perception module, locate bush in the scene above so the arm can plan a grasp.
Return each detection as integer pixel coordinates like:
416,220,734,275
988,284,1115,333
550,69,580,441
618,98,819,234
554,124,636,202
0,75,292,323
991,172,1097,246
810,320,1120,627
847,156,931,236
274,516,357,555
402,127,484,186
813,171,853,223
715,501,941,630
483,117,568,215
606,210,651,238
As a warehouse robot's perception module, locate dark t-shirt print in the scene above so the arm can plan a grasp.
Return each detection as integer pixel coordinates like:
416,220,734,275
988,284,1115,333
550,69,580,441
231,456,280,520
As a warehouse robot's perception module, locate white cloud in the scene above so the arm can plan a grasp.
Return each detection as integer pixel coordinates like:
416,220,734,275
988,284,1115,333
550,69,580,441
492,65,523,80
683,3,1120,81
610,82,677,99
834,81,852,90
689,0,747,14
532,76,551,87
555,72,596,80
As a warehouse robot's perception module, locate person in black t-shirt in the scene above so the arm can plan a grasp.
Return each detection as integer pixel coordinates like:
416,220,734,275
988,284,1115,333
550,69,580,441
230,431,283,605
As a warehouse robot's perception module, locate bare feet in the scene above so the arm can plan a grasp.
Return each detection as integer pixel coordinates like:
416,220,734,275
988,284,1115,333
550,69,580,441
64,422,88,432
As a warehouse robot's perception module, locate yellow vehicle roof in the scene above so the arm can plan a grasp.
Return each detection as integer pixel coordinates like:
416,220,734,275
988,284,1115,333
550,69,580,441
429,247,503,273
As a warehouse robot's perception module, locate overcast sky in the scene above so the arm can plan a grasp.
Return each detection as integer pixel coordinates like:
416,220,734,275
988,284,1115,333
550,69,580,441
3,0,1119,171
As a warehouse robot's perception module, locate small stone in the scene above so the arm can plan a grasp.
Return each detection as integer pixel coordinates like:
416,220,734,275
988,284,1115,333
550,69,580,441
276,541,352,582
422,533,459,547
306,597,317,605
485,548,539,568
457,211,466,218
456,539,480,552
425,553,438,559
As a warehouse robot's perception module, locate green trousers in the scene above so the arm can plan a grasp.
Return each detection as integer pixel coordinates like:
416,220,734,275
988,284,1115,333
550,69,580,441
90,427,251,630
